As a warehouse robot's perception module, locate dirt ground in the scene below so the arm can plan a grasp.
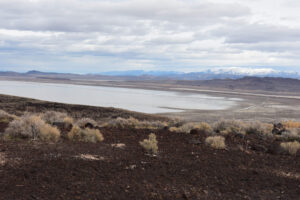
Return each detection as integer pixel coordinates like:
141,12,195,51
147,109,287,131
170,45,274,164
0,93,299,199
0,124,299,200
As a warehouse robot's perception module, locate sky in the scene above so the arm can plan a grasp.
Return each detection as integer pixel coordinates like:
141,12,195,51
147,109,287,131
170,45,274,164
1,0,300,73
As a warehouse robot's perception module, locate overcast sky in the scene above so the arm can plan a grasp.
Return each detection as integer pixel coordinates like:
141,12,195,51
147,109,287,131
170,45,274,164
1,0,300,73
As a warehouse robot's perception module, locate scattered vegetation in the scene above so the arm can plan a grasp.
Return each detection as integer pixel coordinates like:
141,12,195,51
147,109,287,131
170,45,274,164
246,121,273,137
3,114,60,142
281,128,300,140
0,110,17,123
282,120,300,129
169,123,195,133
139,133,158,154
205,136,226,149
280,141,300,155
67,125,104,143
214,119,247,135
107,117,168,130
3,109,300,156
169,122,212,134
195,122,213,134
41,111,71,124
76,117,97,128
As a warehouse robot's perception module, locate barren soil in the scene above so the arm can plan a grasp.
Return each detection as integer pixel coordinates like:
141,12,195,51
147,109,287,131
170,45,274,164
0,95,299,199
0,125,299,200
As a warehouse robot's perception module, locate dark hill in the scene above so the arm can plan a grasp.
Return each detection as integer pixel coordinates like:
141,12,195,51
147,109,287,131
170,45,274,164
176,77,300,93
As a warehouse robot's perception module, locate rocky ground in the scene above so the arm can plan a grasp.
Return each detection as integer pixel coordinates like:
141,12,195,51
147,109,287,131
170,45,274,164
0,123,299,199
0,94,299,199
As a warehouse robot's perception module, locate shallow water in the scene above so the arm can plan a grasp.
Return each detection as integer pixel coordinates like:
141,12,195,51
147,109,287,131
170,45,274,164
0,81,241,113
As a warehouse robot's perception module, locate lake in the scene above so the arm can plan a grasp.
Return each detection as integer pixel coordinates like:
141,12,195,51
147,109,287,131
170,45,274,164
0,80,240,113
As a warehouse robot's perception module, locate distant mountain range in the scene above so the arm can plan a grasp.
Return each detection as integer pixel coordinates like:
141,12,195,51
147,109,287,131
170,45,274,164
100,67,300,80
1,67,300,80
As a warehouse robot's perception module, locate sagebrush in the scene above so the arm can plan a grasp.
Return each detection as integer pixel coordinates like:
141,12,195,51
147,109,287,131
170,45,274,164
68,125,104,143
280,141,300,155
205,136,226,149
3,114,60,142
139,133,158,154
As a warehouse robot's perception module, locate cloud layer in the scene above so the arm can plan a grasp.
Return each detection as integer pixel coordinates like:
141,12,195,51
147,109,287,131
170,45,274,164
0,0,300,72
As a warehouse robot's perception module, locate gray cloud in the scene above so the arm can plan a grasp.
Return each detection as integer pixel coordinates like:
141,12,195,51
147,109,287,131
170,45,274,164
0,0,250,33
213,23,300,43
0,0,300,72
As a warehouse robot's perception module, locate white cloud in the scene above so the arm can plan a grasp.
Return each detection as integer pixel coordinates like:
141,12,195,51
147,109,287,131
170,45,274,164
0,0,300,72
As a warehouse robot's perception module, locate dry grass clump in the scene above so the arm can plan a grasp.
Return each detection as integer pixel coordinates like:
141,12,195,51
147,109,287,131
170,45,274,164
0,110,17,123
107,117,140,128
67,125,103,143
38,123,61,142
107,117,167,130
42,111,73,124
282,121,300,129
3,114,60,142
246,121,273,137
169,123,192,133
281,128,300,140
280,141,300,155
63,116,74,124
169,122,212,134
139,133,158,154
193,122,213,134
205,136,226,149
139,120,168,130
214,119,247,135
169,123,198,133
76,118,97,128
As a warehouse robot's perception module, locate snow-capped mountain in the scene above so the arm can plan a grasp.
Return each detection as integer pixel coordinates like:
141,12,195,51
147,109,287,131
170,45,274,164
99,67,300,80
208,67,278,76
1,67,300,80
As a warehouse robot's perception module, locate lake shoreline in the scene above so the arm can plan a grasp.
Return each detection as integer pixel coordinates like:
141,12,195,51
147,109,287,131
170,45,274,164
0,80,240,114
1,78,300,123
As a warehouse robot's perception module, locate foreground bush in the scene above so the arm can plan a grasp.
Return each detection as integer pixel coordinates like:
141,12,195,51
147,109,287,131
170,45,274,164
139,133,158,154
205,136,226,149
3,114,60,142
280,141,300,155
68,126,103,143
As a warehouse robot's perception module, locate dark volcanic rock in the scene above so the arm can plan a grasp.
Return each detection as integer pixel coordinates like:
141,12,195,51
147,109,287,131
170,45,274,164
272,123,285,135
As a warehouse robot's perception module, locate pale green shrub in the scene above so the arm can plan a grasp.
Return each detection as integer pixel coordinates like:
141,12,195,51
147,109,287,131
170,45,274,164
281,128,300,140
107,117,140,128
280,141,300,155
42,111,73,124
214,119,247,135
107,117,167,130
68,126,103,143
246,121,273,137
139,133,158,154
169,123,197,133
3,114,60,142
0,110,17,123
205,136,226,149
170,122,212,134
194,122,213,134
